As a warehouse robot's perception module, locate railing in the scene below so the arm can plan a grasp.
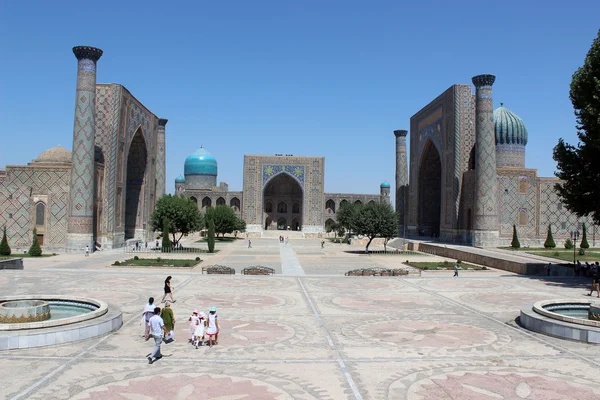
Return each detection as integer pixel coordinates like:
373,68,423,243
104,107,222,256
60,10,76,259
124,246,211,254
364,249,423,256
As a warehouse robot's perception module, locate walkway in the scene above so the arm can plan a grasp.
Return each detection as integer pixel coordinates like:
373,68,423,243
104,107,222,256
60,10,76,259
279,242,306,275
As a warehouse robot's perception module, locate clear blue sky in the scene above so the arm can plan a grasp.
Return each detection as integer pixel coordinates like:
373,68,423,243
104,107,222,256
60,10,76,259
1,1,599,204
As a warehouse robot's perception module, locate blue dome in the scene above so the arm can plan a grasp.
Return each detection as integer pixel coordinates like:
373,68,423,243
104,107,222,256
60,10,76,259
380,181,391,188
184,148,218,176
175,174,185,183
494,104,528,146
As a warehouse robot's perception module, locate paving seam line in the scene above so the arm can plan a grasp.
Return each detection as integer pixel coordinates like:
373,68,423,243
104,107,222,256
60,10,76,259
400,278,600,368
10,275,196,400
297,278,363,400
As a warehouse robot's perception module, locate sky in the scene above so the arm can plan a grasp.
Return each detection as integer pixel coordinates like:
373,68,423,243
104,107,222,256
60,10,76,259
1,1,599,206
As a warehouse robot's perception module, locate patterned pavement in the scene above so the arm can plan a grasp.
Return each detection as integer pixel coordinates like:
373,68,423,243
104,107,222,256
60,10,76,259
2,238,600,399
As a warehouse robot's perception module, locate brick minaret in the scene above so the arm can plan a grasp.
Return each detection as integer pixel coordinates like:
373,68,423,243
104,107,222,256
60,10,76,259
471,74,499,247
394,129,408,237
156,118,168,198
66,46,103,252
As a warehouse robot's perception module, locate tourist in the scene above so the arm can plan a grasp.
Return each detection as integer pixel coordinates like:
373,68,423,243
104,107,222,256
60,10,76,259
453,261,460,277
321,240,325,249
193,311,207,349
188,309,200,343
285,237,289,245
248,239,252,249
161,302,175,343
85,245,90,257
142,297,155,339
587,268,600,298
161,276,176,303
147,307,168,364
206,306,220,347
546,263,552,276
155,240,159,249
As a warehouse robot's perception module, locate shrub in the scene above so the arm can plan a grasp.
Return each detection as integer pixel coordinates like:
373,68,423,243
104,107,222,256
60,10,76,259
544,225,556,249
28,227,42,257
157,257,162,262
195,256,201,261
564,238,573,249
482,266,488,270
114,261,121,265
510,225,520,249
207,218,216,253
0,226,11,256
579,248,586,255
162,217,171,250
581,223,590,249
184,263,191,267
553,251,560,257
133,255,139,260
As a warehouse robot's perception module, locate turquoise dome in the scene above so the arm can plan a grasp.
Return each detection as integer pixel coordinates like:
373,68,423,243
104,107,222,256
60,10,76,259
494,104,528,146
184,148,218,176
175,174,185,183
380,181,391,188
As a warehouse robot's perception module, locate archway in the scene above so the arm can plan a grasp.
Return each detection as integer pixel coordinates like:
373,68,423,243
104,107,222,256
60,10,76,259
354,200,362,206
325,199,335,213
230,197,240,212
418,140,441,237
263,173,303,231
190,196,198,207
292,217,300,231
202,197,211,209
216,197,225,206
325,218,336,231
125,129,147,240
265,216,272,230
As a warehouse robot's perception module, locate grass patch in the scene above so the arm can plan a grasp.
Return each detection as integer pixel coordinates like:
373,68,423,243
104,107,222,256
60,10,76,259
113,258,201,268
406,261,487,271
0,253,56,258
528,250,600,263
500,247,600,251
196,236,241,243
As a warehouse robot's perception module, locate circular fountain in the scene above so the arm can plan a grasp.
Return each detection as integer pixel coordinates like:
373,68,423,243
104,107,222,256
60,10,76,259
520,299,600,344
0,295,122,350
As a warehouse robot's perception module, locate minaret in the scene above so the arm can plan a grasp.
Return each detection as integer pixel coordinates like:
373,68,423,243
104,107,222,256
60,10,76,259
394,129,408,236
471,74,500,247
380,182,391,204
156,118,168,198
66,46,103,253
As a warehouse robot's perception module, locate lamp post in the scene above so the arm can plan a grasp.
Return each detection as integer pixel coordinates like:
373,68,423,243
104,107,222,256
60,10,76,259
570,230,580,265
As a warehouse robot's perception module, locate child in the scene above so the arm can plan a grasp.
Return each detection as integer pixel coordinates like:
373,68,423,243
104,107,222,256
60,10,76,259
188,309,200,343
206,306,220,347
193,312,207,348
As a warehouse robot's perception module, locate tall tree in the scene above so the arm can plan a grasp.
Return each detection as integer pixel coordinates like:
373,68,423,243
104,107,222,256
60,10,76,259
207,218,216,253
544,225,556,249
352,201,397,253
151,194,203,244
553,30,600,224
0,226,11,256
581,223,590,249
510,224,520,249
336,202,359,237
28,227,42,256
161,217,171,250
205,205,239,237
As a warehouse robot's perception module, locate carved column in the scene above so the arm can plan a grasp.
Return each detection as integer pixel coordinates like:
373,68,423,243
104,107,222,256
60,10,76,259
156,118,168,198
66,46,103,252
471,74,499,247
394,130,409,237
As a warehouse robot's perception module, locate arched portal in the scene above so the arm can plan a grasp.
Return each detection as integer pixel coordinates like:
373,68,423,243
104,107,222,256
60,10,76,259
325,199,335,213
230,197,240,212
216,197,225,206
202,197,211,209
125,129,147,240
418,140,441,237
264,173,303,231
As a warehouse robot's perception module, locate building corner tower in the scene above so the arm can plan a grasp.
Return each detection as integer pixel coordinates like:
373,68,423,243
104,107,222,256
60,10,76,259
394,130,409,237
66,46,103,253
156,118,168,198
471,74,500,247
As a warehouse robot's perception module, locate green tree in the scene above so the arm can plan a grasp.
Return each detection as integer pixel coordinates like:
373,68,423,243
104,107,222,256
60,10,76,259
510,225,520,249
151,194,203,244
580,223,590,249
352,201,397,253
205,205,238,237
161,217,171,250
564,238,574,249
336,202,359,237
207,218,216,253
28,227,42,256
553,30,600,224
544,225,556,249
234,217,246,235
0,226,11,256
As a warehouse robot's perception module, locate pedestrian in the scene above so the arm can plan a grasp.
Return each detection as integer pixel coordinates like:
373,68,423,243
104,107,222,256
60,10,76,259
546,263,552,276
141,297,155,339
85,245,90,257
161,276,176,303
161,302,175,343
155,240,159,249
453,261,460,277
206,306,220,347
193,312,207,349
188,309,200,343
321,240,325,249
147,307,168,364
248,239,252,249
145,241,148,249
285,237,289,245
587,268,600,298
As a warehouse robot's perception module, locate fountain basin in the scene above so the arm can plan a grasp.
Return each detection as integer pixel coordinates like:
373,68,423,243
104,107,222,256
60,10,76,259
0,295,122,350
0,300,51,323
520,299,600,344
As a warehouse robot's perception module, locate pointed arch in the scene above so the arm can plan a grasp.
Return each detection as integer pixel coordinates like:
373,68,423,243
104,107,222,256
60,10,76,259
325,199,336,213
216,197,226,206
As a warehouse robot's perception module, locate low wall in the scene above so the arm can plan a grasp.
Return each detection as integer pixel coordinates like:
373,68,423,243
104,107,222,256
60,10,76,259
415,243,545,275
0,258,24,270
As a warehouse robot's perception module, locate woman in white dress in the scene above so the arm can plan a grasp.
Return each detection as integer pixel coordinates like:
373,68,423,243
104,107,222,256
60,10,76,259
206,306,220,347
193,312,206,348
188,310,200,343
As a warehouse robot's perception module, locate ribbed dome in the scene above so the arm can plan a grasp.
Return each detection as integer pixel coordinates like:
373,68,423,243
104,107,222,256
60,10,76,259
494,104,528,146
380,181,390,188
34,145,72,164
175,174,185,183
184,148,218,176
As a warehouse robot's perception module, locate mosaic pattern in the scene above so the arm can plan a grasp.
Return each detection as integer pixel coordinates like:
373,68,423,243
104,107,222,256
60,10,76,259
262,164,305,187
395,130,408,233
156,119,167,199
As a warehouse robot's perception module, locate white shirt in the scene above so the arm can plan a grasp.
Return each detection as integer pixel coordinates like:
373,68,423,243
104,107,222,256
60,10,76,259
149,314,165,337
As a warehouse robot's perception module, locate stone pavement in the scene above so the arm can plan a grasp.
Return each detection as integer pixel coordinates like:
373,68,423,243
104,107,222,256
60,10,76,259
2,238,600,399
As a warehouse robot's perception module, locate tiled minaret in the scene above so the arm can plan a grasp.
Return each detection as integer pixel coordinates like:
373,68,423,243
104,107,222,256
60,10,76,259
66,46,103,253
471,74,500,247
394,129,408,237
156,118,168,198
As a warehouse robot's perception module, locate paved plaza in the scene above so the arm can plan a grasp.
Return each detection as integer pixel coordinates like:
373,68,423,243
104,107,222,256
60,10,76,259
2,238,600,399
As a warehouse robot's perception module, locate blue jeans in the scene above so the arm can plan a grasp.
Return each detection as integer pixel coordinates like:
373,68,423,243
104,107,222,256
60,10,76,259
150,335,162,358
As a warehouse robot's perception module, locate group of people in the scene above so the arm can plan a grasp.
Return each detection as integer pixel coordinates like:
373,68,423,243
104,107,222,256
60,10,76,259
141,276,221,364
278,236,289,244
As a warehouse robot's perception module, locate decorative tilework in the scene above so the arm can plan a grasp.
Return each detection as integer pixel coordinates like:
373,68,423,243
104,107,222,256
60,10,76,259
262,165,305,187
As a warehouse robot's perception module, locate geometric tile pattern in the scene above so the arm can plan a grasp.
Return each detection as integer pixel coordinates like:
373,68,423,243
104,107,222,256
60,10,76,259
156,119,167,200
497,170,537,237
394,130,408,234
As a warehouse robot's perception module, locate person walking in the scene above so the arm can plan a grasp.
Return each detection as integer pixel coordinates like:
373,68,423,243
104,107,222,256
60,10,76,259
206,306,220,347
141,297,155,339
161,276,176,303
587,268,600,298
453,261,460,277
85,245,90,257
321,240,325,249
161,302,175,342
248,239,252,249
147,307,168,364
193,312,207,349
188,309,200,343
546,263,552,276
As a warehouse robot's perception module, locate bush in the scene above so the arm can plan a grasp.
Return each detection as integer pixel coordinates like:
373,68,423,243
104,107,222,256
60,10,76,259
510,225,520,249
564,238,573,249
579,248,586,255
553,251,560,257
482,266,488,270
0,226,11,256
114,261,121,265
162,217,171,250
544,225,556,249
133,255,139,260
195,256,201,261
207,218,216,253
28,227,42,257
581,223,590,249
156,257,162,262
184,263,191,267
